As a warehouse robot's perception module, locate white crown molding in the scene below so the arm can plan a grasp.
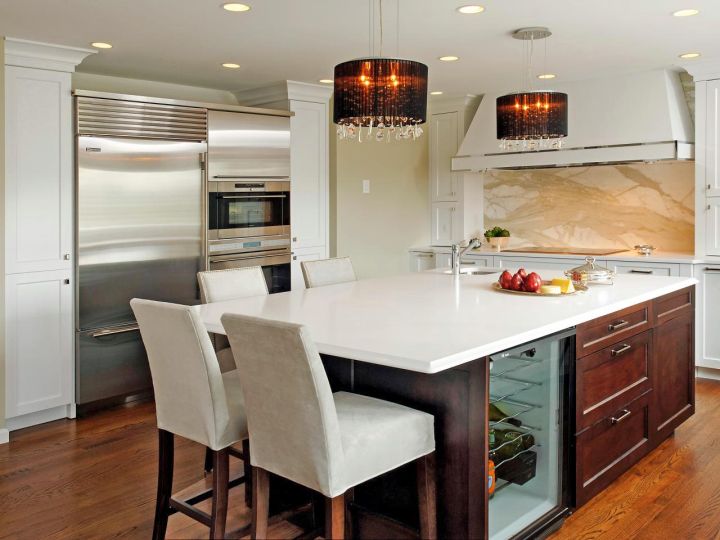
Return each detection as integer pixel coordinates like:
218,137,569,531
234,80,332,107
4,37,96,72
682,59,720,82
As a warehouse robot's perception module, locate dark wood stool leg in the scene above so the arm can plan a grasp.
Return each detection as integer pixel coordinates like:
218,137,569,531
204,447,213,475
325,493,345,540
345,488,355,539
416,452,437,540
242,438,252,507
251,466,270,539
152,430,174,540
210,448,230,539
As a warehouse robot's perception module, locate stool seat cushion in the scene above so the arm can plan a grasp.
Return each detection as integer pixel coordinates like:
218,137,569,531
216,346,236,374
334,391,434,494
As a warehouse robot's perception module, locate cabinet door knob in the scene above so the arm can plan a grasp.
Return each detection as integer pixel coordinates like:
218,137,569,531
293,256,297,261
63,253,71,260
292,237,297,242
63,278,70,285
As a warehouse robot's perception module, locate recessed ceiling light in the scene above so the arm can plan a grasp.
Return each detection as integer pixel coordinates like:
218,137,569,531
457,5,485,14
222,3,251,12
679,52,701,59
318,79,334,84
91,42,113,49
673,9,699,17
222,63,241,69
439,56,459,62
537,73,556,80
430,91,444,95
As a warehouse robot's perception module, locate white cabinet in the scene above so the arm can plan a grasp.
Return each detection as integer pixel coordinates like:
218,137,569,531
5,66,72,274
465,254,496,268
291,247,325,289
697,265,720,370
431,202,459,245
428,96,483,246
5,270,73,419
607,261,680,277
707,198,720,256
429,112,459,202
494,256,589,273
706,80,720,193
4,39,93,434
409,250,436,272
290,99,328,250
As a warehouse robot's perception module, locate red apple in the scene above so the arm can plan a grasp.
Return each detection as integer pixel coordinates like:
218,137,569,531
499,270,513,289
524,272,542,293
510,273,524,291
517,268,528,280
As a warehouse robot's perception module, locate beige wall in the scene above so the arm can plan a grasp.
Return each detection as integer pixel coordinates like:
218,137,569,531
0,37,6,432
72,72,238,104
335,135,429,278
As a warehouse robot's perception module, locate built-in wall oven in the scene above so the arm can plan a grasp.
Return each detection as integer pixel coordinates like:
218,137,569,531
206,110,292,292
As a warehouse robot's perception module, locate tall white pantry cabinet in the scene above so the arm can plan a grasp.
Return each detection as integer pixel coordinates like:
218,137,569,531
687,61,720,373
4,39,94,433
233,81,332,290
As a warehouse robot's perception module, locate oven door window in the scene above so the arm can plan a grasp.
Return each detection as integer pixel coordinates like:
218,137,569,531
215,194,288,230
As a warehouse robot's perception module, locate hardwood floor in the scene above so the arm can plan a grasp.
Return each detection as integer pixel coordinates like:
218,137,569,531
2,379,720,539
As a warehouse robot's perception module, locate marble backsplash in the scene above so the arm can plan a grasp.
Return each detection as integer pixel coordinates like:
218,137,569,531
483,161,694,252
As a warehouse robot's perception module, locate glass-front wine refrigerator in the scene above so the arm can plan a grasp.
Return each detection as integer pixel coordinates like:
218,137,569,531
488,329,575,540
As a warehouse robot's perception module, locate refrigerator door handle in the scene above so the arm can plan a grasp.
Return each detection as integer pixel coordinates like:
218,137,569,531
89,323,140,338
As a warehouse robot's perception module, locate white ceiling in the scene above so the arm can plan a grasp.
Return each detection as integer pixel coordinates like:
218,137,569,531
1,0,718,96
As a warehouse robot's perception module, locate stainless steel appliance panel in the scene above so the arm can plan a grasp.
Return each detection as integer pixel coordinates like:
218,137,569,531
77,136,206,330
76,326,151,407
207,110,290,179
208,249,291,293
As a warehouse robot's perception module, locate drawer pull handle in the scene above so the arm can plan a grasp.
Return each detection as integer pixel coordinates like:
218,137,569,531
608,319,629,332
611,344,632,357
611,409,632,425
629,269,653,274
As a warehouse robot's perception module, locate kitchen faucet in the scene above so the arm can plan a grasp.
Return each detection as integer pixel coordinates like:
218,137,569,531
451,238,482,275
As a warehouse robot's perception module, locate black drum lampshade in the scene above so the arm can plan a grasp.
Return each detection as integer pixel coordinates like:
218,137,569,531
496,91,568,150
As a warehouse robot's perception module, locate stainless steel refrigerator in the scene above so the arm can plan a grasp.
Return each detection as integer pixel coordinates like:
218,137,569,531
75,95,207,412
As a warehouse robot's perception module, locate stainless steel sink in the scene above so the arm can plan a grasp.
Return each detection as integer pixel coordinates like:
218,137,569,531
442,267,500,276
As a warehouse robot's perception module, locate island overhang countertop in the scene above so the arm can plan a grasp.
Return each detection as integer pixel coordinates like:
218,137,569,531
196,271,697,374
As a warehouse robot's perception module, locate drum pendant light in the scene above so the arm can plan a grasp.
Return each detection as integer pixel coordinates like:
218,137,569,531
497,27,568,151
333,0,428,142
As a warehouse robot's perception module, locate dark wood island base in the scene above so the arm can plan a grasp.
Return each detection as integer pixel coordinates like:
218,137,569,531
319,286,695,539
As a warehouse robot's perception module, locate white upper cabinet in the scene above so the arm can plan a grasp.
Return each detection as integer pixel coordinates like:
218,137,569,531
707,80,720,194
5,66,73,274
429,111,459,202
290,100,328,249
431,202,459,246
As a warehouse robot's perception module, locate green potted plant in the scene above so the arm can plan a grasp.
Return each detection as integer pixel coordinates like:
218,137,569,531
484,226,511,252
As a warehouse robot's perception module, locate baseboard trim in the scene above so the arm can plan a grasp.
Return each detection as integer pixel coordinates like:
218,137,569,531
0,428,9,444
6,405,72,432
697,367,720,381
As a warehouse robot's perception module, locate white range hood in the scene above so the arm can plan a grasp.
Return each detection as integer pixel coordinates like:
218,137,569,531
453,69,694,170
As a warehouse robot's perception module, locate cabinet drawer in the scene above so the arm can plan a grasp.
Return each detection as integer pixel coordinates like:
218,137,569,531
575,391,652,507
653,286,694,326
576,302,653,357
576,331,652,431
609,262,679,277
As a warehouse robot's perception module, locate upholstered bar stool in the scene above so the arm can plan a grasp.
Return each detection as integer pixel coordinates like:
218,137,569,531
197,266,269,373
301,257,357,288
131,299,249,540
197,267,268,479
222,313,437,540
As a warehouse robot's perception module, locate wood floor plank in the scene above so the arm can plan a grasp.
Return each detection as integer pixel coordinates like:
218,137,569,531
2,380,720,539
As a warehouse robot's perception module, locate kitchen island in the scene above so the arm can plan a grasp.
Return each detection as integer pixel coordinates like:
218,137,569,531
198,271,697,539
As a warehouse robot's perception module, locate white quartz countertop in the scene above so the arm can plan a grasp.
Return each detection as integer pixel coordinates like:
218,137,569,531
410,246,706,264
197,271,697,374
